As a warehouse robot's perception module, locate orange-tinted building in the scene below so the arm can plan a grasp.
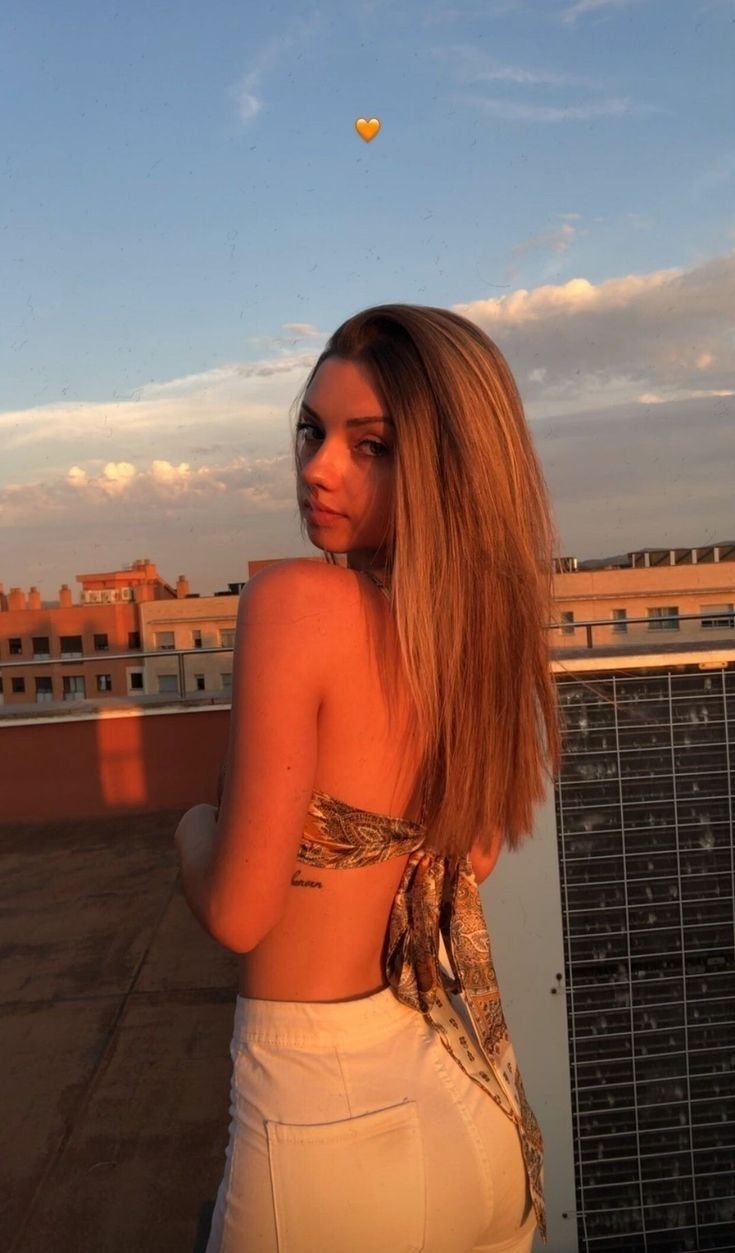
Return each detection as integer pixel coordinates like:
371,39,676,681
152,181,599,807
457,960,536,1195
1,544,734,712
0,556,282,711
1,558,168,709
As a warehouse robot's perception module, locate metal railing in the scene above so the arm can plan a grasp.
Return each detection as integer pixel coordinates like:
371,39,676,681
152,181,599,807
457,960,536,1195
0,644,234,711
547,607,734,652
0,611,733,712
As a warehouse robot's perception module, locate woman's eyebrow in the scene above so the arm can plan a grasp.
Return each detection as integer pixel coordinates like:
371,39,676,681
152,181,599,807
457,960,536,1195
300,401,395,428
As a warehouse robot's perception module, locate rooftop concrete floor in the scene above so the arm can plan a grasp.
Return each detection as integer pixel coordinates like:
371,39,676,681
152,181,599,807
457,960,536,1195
1,809,239,1253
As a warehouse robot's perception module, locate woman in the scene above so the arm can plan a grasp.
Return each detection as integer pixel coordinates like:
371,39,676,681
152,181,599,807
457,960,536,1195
175,303,562,1252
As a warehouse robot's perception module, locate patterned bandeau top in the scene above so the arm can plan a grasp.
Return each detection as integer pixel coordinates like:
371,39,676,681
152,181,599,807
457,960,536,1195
294,568,547,1244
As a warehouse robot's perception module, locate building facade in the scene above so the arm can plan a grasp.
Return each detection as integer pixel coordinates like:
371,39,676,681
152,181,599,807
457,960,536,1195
0,557,260,710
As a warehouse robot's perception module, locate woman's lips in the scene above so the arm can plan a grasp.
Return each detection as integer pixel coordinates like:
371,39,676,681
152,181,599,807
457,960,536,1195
304,503,345,525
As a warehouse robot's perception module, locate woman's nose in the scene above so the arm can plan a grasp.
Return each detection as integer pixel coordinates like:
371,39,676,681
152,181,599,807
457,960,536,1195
301,440,342,480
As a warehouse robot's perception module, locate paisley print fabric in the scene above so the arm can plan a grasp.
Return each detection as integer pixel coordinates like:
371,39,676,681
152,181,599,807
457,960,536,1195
297,788,547,1244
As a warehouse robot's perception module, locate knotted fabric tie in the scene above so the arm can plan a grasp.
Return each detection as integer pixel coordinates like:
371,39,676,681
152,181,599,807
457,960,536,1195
384,848,547,1245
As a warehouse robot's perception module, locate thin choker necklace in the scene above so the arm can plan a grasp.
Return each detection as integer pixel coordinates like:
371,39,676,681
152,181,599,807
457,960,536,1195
363,569,391,597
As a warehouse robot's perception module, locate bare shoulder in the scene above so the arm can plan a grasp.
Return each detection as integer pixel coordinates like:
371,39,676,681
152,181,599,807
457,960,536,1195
242,559,361,623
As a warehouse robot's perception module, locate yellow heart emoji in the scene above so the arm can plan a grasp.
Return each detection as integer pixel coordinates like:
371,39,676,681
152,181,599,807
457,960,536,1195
355,117,381,142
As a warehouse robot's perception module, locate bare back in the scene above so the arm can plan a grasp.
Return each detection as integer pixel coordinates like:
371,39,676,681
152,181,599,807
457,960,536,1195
237,567,426,1003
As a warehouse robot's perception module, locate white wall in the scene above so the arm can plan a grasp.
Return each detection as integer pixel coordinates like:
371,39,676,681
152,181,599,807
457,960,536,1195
439,785,578,1253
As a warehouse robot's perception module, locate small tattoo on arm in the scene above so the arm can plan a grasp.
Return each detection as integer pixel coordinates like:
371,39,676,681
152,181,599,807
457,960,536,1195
291,869,323,890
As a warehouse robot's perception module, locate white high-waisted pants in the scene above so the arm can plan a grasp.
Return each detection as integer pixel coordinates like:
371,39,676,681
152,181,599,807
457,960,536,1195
205,982,538,1253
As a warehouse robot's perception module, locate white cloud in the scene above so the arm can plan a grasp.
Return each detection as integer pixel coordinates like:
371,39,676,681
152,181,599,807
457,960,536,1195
1,450,298,527
503,220,582,287
453,93,656,122
433,37,667,126
0,344,326,455
560,0,652,25
98,462,137,492
625,212,653,229
245,323,326,351
444,45,611,92
1,251,733,563
227,14,323,127
423,1,527,22
280,323,325,340
451,249,735,415
232,86,263,125
512,222,579,259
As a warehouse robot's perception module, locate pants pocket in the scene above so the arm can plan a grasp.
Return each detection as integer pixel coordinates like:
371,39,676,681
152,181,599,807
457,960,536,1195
266,1098,426,1253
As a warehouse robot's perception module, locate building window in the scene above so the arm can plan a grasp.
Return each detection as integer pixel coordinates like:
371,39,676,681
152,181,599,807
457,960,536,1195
9,638,22,656
60,635,83,657
194,674,205,690
155,631,175,651
648,606,679,631
96,674,113,691
128,631,140,650
12,677,26,693
158,674,179,694
220,629,235,649
222,673,233,690
129,672,144,691
611,609,628,634
193,630,202,649
700,603,734,629
32,636,50,658
94,633,109,651
35,676,53,702
63,675,86,700
560,611,575,636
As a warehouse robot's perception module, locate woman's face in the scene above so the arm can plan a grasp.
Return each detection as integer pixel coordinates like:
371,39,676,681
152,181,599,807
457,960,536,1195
296,356,395,566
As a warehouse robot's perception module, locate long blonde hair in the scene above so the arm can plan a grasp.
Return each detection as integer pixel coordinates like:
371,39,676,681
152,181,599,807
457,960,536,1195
290,303,562,861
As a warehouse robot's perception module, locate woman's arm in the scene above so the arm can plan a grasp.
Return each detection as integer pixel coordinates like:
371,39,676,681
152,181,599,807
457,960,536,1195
174,803,221,937
174,560,327,954
173,752,228,932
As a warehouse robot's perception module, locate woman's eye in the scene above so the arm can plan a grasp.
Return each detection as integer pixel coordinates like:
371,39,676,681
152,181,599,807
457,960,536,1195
361,439,390,457
296,422,322,442
295,422,389,458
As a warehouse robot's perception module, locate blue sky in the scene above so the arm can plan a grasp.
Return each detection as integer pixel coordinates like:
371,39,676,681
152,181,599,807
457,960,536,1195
1,0,734,598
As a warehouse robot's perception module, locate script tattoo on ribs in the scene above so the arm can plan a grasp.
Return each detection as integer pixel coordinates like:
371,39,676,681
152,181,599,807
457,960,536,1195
291,869,324,890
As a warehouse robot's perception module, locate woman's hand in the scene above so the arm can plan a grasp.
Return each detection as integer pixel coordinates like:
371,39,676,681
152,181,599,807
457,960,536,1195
174,802,218,853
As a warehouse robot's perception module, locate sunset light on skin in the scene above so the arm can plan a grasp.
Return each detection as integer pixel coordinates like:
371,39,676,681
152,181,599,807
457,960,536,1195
3,5,735,1250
